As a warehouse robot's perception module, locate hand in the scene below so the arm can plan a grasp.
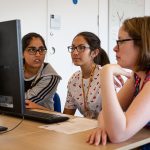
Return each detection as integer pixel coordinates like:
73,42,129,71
25,100,39,109
114,75,124,88
86,127,108,146
101,64,131,79
25,100,50,111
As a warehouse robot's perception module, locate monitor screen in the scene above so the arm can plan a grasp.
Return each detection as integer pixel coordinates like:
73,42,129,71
0,20,25,116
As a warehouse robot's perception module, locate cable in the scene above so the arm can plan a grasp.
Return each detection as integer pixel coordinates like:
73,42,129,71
0,115,24,134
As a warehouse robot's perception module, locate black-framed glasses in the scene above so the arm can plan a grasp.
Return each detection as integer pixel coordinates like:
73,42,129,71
26,46,47,55
116,38,141,48
68,44,90,53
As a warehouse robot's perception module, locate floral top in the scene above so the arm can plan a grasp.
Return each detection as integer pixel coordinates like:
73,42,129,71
134,71,150,128
64,65,102,119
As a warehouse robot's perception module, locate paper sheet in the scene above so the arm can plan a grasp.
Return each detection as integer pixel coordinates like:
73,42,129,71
39,117,98,134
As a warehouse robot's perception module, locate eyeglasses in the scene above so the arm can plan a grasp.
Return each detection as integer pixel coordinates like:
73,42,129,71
26,46,47,55
68,44,90,53
116,38,141,48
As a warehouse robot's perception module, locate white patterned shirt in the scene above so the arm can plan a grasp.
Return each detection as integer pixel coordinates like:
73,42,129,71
64,65,102,119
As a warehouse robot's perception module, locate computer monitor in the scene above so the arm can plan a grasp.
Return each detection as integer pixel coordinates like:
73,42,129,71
0,20,25,117
0,21,69,127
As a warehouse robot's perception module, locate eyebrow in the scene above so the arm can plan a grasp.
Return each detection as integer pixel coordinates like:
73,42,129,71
28,46,45,48
72,44,88,46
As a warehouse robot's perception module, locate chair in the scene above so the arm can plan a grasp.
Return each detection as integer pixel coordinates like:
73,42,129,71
53,93,61,112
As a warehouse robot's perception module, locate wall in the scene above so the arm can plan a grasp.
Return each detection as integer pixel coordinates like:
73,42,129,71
0,0,47,40
145,0,150,15
99,0,109,51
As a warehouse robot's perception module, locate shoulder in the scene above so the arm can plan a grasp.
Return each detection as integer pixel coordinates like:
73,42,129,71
41,63,62,79
94,65,102,77
67,70,81,90
145,71,150,82
96,65,102,71
68,70,81,85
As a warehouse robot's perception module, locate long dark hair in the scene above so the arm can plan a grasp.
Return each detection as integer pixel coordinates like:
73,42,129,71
74,32,110,66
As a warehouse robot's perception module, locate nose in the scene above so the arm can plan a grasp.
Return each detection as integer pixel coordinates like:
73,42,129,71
113,44,118,52
35,51,41,56
72,48,79,55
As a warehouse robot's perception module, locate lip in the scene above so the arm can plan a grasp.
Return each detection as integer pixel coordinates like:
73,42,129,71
72,57,80,61
116,56,120,60
34,59,41,63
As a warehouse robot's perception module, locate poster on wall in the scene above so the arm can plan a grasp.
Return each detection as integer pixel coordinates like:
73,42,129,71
108,0,145,63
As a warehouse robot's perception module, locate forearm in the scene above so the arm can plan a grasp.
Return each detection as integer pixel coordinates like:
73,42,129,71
26,100,51,111
25,76,60,101
63,108,76,115
101,65,127,142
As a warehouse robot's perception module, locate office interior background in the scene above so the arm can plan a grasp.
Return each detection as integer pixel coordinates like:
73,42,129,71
0,0,149,115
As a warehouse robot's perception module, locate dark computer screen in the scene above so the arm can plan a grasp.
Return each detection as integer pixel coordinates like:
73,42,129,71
0,19,25,116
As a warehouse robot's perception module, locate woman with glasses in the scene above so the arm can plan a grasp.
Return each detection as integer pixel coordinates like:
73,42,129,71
22,32,61,110
87,16,150,148
63,31,123,119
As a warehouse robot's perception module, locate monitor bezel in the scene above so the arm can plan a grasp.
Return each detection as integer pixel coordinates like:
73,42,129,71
0,19,25,117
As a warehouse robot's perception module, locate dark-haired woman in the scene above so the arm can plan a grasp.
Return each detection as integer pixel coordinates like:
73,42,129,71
63,31,122,119
22,32,61,110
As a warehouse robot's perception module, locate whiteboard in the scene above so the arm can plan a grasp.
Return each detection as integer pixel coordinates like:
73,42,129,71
108,0,145,63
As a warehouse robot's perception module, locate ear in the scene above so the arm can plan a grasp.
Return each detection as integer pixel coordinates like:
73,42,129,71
91,49,99,58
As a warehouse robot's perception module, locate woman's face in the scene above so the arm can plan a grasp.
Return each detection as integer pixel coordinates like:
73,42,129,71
70,35,93,66
113,26,140,70
23,37,46,69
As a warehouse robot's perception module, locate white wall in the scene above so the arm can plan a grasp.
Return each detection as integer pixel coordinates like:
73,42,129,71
145,0,150,15
99,0,109,51
0,0,48,40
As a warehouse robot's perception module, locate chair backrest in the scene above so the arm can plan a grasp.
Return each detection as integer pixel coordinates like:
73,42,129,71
53,93,61,112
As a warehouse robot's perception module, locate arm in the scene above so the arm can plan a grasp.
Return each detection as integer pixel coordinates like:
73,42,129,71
25,75,60,110
63,84,77,115
117,73,135,111
63,108,76,115
25,100,50,111
101,64,150,143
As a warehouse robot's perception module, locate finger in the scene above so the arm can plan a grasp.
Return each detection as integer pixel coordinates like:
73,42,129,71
114,79,121,88
89,131,96,144
116,75,124,86
26,105,30,108
25,101,29,106
120,69,131,78
94,130,101,146
86,133,91,143
101,130,107,145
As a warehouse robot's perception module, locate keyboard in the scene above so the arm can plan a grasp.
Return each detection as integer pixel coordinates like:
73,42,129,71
24,110,69,124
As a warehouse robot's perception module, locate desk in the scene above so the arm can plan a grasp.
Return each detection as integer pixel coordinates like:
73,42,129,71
0,114,150,150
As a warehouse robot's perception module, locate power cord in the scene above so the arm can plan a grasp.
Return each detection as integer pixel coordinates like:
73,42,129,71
0,115,24,134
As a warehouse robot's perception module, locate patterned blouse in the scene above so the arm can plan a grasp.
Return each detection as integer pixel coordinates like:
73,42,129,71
134,71,150,128
64,65,102,119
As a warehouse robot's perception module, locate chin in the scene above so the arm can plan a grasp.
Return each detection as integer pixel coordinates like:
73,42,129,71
73,61,81,66
117,62,124,67
33,64,42,68
73,63,81,66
